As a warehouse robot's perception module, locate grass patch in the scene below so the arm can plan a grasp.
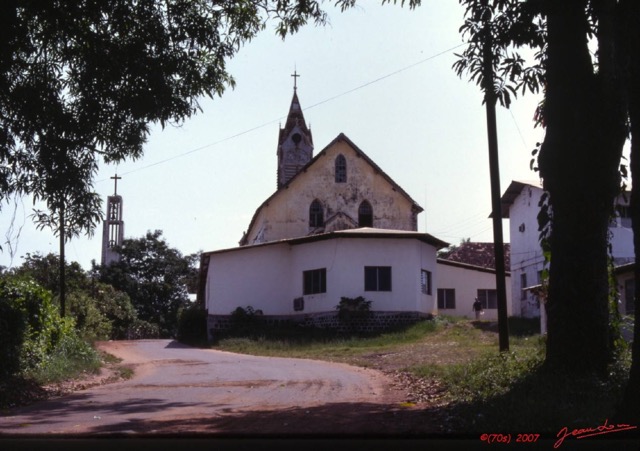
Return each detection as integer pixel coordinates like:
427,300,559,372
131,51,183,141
113,365,134,380
25,335,102,385
213,317,445,360
438,349,631,433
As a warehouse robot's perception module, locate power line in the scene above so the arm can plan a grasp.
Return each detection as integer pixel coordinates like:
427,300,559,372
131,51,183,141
97,42,466,182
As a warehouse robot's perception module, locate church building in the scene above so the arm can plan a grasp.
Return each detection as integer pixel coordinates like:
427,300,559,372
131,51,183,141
200,81,448,336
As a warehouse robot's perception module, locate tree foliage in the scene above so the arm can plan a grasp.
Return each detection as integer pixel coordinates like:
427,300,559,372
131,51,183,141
0,0,343,244
98,230,198,337
0,277,76,378
9,252,88,295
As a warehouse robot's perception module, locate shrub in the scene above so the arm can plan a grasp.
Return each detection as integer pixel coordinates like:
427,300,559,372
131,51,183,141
127,318,160,339
177,302,208,344
29,333,101,384
230,306,262,325
67,291,112,343
336,296,372,323
0,277,77,377
91,283,138,340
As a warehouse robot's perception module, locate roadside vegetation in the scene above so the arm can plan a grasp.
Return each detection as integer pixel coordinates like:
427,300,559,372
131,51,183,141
212,315,632,434
0,232,199,410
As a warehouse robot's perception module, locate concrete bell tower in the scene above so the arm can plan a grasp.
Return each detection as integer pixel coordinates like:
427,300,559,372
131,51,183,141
277,71,314,188
101,174,124,266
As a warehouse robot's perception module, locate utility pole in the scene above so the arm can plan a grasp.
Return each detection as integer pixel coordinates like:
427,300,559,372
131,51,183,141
59,201,66,317
483,11,509,352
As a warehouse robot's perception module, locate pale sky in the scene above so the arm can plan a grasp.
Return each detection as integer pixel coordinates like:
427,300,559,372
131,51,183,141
1,1,549,270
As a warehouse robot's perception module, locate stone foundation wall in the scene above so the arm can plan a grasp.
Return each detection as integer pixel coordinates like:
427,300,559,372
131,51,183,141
207,310,432,340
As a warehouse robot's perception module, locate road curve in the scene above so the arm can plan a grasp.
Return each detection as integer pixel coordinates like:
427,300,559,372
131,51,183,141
0,340,404,435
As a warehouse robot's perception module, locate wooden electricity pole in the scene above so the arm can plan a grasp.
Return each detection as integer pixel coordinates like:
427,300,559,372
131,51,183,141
483,16,510,352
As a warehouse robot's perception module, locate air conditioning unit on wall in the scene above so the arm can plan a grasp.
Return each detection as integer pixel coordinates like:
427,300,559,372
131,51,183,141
293,297,304,311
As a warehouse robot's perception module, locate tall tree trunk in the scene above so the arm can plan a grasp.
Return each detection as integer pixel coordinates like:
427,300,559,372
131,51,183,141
618,0,640,423
619,76,640,423
539,1,627,375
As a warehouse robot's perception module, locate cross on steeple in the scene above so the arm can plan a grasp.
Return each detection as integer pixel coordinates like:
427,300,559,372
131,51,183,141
111,173,122,195
291,70,300,91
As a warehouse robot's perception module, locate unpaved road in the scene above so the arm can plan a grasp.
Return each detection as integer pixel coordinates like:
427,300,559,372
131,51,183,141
0,340,434,436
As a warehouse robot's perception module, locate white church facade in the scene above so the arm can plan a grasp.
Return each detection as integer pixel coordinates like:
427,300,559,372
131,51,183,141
200,85,449,335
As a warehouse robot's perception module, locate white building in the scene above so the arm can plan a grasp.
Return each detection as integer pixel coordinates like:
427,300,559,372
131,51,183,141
436,259,513,320
199,85,449,335
500,180,634,318
202,229,447,335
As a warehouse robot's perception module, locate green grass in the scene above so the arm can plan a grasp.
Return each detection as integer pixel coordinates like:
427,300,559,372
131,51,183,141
213,316,445,359
25,336,103,385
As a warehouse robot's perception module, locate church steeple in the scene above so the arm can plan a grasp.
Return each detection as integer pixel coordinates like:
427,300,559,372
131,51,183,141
101,173,125,266
277,72,313,188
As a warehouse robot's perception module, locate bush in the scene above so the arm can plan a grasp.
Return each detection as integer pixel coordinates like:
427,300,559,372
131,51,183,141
67,291,112,343
177,302,208,344
336,296,372,323
0,277,78,377
91,283,138,340
29,333,101,384
127,318,160,339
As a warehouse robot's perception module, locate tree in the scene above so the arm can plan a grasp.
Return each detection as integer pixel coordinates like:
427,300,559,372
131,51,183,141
8,252,140,340
619,0,640,423
453,0,637,378
98,230,198,337
0,0,337,316
10,252,89,296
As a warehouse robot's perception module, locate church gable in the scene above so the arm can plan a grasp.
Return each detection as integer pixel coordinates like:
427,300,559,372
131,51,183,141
242,134,422,245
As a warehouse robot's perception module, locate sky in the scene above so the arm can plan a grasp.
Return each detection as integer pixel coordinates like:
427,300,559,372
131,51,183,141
0,1,551,271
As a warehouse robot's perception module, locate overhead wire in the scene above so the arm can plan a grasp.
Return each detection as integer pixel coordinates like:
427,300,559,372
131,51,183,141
96,42,466,183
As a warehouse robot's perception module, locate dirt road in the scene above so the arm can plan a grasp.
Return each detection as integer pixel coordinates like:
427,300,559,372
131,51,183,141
0,340,436,436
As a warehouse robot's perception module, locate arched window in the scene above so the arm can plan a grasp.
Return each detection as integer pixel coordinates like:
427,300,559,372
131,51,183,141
309,200,324,227
335,154,347,183
358,200,373,227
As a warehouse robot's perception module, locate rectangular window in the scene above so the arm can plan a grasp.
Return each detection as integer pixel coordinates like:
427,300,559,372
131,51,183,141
520,273,528,300
477,289,498,309
437,289,456,309
364,266,392,291
421,270,432,295
303,268,326,295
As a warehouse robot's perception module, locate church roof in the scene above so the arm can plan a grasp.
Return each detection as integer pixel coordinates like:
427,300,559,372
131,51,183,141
241,133,424,244
279,90,312,145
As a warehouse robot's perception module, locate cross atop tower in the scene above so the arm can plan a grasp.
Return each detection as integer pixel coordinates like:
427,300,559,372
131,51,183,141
111,173,122,195
291,70,300,91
